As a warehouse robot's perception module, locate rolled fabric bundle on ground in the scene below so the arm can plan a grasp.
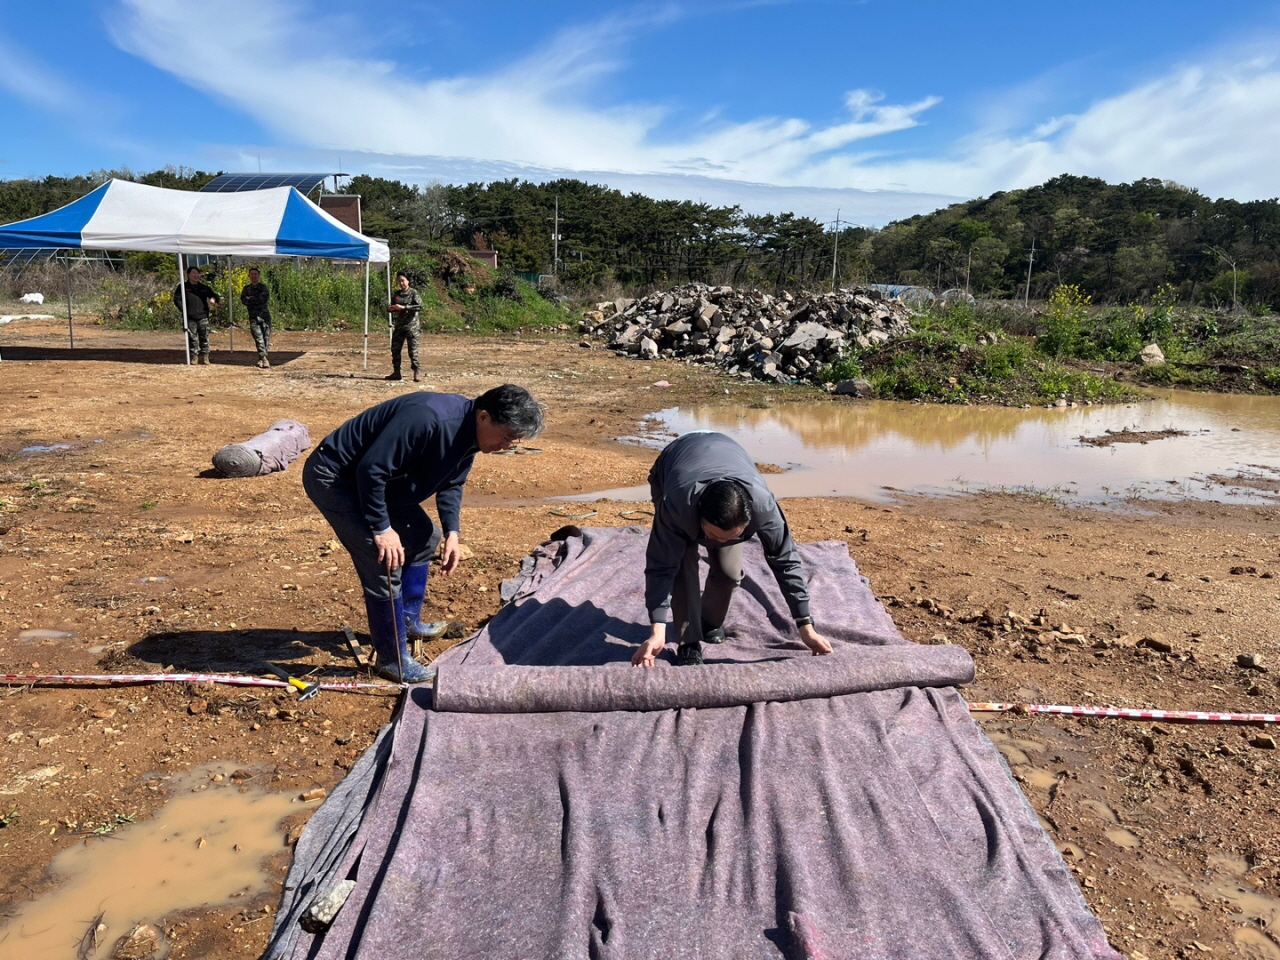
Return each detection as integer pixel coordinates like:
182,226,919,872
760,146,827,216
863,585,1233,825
432,643,974,714
212,419,311,477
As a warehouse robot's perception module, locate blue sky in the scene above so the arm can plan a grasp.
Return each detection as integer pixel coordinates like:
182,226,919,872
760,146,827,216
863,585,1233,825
3,1,1280,224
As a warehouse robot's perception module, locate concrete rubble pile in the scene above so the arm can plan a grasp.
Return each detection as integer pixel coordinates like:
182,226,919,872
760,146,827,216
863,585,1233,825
581,282,913,385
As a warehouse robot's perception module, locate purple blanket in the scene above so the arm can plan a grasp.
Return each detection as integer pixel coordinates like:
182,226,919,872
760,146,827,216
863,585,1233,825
265,527,1120,960
212,419,310,477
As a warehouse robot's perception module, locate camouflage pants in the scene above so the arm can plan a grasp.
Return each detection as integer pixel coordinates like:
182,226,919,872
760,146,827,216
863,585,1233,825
185,317,210,356
391,319,420,371
249,316,272,358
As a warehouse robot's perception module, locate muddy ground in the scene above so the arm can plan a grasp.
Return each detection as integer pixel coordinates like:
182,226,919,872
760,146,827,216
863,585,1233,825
1,317,1279,960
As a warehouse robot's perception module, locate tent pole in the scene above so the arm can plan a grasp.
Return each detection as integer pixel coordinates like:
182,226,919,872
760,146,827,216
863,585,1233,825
385,262,393,351
65,255,75,350
227,256,234,355
362,261,370,370
178,254,191,365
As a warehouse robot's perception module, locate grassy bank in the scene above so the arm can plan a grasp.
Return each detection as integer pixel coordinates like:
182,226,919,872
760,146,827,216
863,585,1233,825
9,247,574,336
822,285,1280,405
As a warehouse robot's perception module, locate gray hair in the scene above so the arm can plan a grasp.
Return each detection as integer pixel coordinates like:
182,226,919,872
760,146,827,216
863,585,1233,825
475,384,544,438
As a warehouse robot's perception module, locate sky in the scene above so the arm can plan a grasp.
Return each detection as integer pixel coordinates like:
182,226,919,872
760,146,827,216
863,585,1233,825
3,0,1280,225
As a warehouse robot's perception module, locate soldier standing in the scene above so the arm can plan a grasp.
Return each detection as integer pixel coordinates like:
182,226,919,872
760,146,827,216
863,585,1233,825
387,271,423,382
240,266,273,368
172,266,220,365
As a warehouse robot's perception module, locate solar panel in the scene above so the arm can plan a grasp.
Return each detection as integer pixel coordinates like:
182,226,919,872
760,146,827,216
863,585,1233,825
200,173,340,194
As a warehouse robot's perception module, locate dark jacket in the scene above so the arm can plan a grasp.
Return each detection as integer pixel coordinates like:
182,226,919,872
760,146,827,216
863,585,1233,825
172,281,219,321
309,393,478,536
645,431,810,624
240,281,271,321
390,286,422,325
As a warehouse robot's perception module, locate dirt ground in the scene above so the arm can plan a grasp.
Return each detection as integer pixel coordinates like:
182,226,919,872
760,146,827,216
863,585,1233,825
2,317,1279,960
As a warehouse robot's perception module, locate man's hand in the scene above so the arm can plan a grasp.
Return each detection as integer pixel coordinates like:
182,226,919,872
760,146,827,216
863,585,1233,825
799,623,833,656
388,303,403,312
373,529,404,570
439,532,462,574
632,624,667,667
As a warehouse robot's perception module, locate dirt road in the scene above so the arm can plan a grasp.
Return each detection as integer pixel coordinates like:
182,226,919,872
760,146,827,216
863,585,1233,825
2,319,1279,959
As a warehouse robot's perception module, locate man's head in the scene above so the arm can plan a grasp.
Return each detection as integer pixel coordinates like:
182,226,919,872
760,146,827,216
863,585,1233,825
248,267,260,282
698,479,751,542
187,266,201,282
396,272,410,291
473,384,544,453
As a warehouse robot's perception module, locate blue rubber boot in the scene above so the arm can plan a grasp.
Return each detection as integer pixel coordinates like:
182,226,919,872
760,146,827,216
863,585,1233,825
402,562,448,640
363,595,433,683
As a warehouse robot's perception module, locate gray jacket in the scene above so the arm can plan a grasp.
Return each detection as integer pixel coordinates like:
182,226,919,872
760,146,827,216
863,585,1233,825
645,431,810,624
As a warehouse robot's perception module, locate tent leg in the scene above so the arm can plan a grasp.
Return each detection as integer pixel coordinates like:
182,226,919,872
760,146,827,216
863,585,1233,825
178,254,191,365
363,261,370,370
227,256,234,354
65,256,75,350
386,262,393,350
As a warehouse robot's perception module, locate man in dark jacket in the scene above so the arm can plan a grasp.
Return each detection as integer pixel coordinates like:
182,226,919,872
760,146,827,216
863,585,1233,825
172,266,220,364
387,271,423,382
303,385,543,682
239,266,272,368
633,431,833,667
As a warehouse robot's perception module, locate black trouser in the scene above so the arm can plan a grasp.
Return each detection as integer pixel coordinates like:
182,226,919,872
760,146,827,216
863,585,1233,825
670,541,745,647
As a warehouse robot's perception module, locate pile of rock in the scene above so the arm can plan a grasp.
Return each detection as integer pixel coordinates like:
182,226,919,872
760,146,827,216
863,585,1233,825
581,283,913,384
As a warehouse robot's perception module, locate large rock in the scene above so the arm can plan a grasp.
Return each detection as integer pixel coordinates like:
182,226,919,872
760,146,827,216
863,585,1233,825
588,281,914,387
782,321,834,354
834,378,875,398
639,336,659,360
1139,343,1166,365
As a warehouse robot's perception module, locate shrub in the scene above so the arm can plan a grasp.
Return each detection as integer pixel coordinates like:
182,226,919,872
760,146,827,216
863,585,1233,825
1038,284,1091,358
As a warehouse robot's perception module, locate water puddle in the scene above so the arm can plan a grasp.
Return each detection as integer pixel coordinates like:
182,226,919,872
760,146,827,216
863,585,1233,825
0,763,298,960
1104,827,1142,849
1078,799,1122,824
578,390,1280,505
16,628,74,642
1020,768,1062,791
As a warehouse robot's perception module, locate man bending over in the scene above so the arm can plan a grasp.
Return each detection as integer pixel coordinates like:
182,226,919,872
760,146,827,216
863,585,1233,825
633,431,833,667
304,385,543,682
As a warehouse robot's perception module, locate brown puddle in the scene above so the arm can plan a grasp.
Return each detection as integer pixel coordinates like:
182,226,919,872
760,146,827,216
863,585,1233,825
0,763,298,960
578,390,1280,505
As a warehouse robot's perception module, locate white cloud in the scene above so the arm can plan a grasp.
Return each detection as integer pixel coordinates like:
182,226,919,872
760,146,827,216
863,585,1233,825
107,0,1280,221
0,33,83,113
856,56,1280,200
108,0,938,184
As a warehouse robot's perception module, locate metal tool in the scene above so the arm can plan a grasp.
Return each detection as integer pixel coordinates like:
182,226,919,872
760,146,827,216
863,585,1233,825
263,662,320,701
340,625,368,669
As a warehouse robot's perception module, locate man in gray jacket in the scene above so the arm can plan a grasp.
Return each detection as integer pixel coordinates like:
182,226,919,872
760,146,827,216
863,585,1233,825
633,431,833,667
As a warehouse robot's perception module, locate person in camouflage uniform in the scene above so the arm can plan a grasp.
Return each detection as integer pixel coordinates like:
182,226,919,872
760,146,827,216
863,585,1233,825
172,266,220,365
387,271,423,382
240,267,273,368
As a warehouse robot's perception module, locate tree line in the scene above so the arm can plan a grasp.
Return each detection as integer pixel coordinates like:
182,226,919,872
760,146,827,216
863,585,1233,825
4,167,1280,307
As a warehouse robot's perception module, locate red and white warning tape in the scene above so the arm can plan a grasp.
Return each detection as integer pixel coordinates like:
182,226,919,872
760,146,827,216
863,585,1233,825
0,675,1274,721
968,702,1279,725
0,672,403,693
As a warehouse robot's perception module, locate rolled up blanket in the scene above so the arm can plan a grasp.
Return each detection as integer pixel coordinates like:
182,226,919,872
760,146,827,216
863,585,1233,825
212,419,311,477
432,644,974,714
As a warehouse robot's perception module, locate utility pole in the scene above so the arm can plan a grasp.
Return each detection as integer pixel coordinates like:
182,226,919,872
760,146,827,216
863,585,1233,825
1023,237,1036,307
830,209,840,292
552,196,560,276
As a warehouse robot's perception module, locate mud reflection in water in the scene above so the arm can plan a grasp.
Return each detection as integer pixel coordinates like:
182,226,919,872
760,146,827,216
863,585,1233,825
589,390,1280,505
0,763,296,960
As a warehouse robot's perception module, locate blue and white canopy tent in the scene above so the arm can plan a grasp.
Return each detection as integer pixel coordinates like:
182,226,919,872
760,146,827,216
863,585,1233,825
0,178,390,364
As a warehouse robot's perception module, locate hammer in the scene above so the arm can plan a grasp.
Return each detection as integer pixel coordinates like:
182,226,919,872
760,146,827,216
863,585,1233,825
264,662,319,701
